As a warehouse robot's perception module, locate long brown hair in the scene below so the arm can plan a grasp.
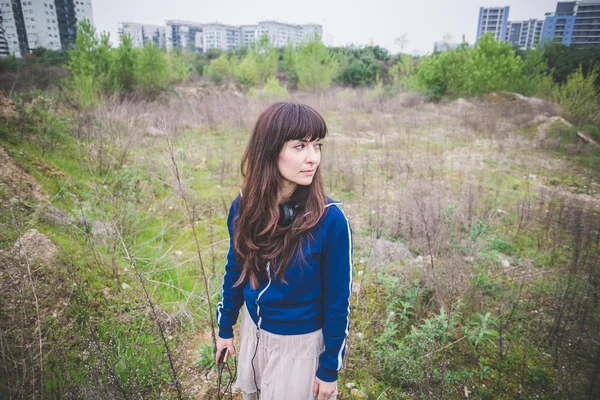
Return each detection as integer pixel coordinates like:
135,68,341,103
234,102,327,289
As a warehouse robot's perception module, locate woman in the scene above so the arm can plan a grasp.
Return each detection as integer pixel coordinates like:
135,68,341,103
215,102,353,400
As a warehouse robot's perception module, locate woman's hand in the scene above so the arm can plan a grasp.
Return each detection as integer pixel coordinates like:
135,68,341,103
215,337,236,364
313,377,337,400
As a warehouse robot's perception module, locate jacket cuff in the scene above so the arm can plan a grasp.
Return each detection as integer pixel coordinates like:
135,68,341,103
218,326,234,339
316,366,338,382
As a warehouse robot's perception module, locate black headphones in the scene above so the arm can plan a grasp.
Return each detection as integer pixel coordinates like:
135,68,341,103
278,203,298,226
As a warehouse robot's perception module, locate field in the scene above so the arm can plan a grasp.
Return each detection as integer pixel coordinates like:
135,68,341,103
1,86,599,399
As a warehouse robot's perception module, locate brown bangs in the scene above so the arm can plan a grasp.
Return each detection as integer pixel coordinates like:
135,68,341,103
271,102,328,143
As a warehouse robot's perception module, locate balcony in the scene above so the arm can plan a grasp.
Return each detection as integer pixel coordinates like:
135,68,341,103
575,6,600,12
575,13,600,19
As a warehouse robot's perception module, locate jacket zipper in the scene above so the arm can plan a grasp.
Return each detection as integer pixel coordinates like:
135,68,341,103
255,261,271,330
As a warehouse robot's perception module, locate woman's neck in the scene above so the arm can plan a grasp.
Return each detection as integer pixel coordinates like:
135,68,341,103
278,182,297,204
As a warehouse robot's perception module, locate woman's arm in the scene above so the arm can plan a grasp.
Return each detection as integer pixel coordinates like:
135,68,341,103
215,197,244,339
317,204,353,383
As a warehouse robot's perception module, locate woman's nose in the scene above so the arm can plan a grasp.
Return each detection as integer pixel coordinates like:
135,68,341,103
306,146,319,164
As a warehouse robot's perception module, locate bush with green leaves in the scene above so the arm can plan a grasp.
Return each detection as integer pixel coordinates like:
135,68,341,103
66,21,190,104
389,54,416,91
203,53,232,85
293,37,339,90
112,34,137,92
66,20,101,107
134,43,170,91
168,51,192,82
234,51,259,88
416,34,549,99
233,36,278,89
557,66,600,126
261,77,288,99
284,42,298,88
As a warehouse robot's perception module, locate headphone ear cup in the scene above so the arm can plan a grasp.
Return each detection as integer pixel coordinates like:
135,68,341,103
278,203,297,226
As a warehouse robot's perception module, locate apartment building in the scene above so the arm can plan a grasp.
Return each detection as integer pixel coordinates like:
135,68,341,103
241,21,322,48
164,19,322,53
203,23,240,51
118,22,166,50
541,1,576,45
0,0,93,57
165,20,204,52
1,1,26,57
300,24,322,42
0,9,9,57
506,19,543,49
571,0,600,46
476,6,510,42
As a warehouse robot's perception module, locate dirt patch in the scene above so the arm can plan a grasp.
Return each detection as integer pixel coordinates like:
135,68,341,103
0,145,47,204
175,326,243,400
0,92,17,118
12,229,59,267
536,116,572,143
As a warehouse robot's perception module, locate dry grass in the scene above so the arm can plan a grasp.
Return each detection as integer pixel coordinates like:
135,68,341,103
3,84,599,398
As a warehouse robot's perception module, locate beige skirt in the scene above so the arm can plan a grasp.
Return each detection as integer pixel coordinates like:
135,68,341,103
235,305,337,400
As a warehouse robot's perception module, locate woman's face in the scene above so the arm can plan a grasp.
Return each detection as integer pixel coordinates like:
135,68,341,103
277,138,322,197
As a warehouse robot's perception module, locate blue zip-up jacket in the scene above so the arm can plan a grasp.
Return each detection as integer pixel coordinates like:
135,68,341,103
216,195,353,383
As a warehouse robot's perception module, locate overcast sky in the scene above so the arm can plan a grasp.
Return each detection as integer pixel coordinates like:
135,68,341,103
93,0,559,55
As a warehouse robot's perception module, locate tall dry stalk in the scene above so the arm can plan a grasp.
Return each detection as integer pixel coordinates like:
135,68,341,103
10,170,43,398
114,224,183,399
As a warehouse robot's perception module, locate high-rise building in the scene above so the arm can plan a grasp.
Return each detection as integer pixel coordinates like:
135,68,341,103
240,21,322,49
164,19,323,53
118,22,166,50
203,23,240,51
476,6,510,42
572,0,600,46
165,20,204,52
506,19,543,49
541,1,576,46
300,24,322,42
0,0,93,57
1,1,27,57
0,8,10,57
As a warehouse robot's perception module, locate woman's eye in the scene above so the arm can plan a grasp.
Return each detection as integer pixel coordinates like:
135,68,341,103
315,143,323,150
294,144,305,149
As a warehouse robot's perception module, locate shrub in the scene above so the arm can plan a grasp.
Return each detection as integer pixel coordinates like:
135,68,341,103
557,66,600,126
416,35,548,99
295,37,339,90
135,43,170,91
389,54,415,91
234,51,259,88
203,54,232,85
262,77,288,99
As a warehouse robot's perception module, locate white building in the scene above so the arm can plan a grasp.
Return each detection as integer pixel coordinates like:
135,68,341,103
72,0,92,24
476,6,510,42
238,21,322,49
203,23,240,51
118,22,166,49
22,0,61,51
166,19,204,52
0,0,94,57
165,19,323,52
240,24,257,47
506,19,543,49
300,24,322,42
1,1,24,57
0,8,10,57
